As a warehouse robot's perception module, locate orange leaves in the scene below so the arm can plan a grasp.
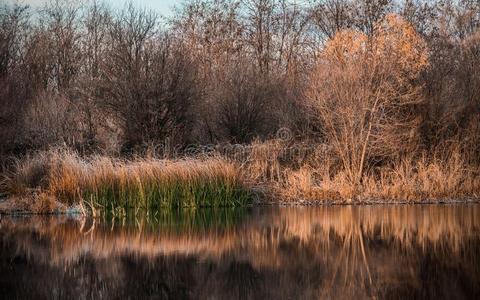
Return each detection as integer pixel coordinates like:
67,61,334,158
323,30,368,66
307,14,430,184
372,13,429,80
322,13,429,80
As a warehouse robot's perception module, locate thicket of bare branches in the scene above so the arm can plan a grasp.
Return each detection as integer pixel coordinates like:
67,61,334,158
306,14,429,185
0,0,479,170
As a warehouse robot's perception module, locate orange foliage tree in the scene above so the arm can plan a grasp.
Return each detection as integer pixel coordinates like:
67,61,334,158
307,13,429,186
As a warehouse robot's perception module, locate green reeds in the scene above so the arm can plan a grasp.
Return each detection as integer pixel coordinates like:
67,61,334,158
102,207,249,232
4,150,253,214
83,169,251,212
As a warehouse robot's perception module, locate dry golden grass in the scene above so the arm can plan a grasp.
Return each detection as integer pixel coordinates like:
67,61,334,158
239,141,480,203
1,141,478,214
2,149,251,214
363,153,480,201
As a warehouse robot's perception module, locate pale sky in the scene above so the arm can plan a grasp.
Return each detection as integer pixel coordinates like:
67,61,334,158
7,0,179,17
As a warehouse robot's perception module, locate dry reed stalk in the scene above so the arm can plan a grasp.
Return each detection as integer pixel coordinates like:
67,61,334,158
3,149,251,213
240,142,480,203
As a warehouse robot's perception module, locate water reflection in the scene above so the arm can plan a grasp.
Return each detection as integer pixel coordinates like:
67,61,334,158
1,205,479,299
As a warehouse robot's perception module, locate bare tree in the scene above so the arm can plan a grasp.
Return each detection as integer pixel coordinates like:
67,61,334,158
100,4,198,150
0,4,30,153
75,0,112,149
307,14,428,185
214,63,277,143
309,0,354,40
0,0,478,163
353,0,392,35
39,0,82,91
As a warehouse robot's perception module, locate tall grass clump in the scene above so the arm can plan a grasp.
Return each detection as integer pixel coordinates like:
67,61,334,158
3,150,252,213
237,141,480,203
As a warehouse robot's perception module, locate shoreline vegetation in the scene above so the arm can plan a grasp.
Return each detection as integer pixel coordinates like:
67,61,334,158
0,150,251,215
1,0,479,215
1,142,479,215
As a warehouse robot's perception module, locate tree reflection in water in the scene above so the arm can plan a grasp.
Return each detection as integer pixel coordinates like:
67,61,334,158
0,205,479,299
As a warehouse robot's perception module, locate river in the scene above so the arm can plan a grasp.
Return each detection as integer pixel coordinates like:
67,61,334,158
0,204,479,299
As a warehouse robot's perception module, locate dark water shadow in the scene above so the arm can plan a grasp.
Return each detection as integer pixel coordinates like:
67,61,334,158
0,204,479,299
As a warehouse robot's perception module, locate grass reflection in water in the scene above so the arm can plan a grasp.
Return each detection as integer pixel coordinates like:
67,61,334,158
0,205,479,299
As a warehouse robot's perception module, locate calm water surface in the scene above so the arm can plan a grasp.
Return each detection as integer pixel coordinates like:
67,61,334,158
0,205,479,299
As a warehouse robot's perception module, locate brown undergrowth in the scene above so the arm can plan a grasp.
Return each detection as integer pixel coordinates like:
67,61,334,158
1,141,479,214
240,140,480,203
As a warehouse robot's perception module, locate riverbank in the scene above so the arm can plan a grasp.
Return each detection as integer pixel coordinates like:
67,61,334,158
2,198,480,216
0,150,251,215
1,144,479,215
